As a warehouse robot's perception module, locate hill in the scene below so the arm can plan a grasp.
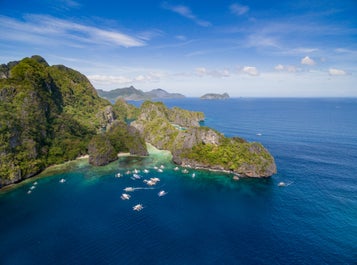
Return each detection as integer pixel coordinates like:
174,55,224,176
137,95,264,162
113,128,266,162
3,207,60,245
97,86,185,102
200,93,230,100
0,56,147,187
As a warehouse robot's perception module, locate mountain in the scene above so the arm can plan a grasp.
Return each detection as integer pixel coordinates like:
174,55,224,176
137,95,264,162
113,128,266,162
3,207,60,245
200,92,230,100
0,56,147,187
97,86,185,102
146,88,185,99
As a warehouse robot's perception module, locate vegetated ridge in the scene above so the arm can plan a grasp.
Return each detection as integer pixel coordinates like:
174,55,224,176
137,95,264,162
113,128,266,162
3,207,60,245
97,86,185,102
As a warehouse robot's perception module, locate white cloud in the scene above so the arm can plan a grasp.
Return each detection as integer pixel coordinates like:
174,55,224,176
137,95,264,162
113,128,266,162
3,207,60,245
196,67,208,76
195,67,230,78
162,3,211,27
246,34,279,48
0,15,145,48
301,56,315,65
61,0,81,8
88,71,166,86
329,68,347,76
175,35,187,41
292,48,318,54
274,64,284,71
88,75,133,85
230,3,249,16
242,66,259,76
274,64,297,73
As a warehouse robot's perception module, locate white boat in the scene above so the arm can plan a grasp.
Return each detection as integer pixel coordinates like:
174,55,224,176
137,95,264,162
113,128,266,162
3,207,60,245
143,169,149,173
278,182,286,187
182,169,189,174
30,185,36,190
151,177,160,182
160,165,165,169
59,178,66,183
174,166,179,171
133,204,143,211
256,133,262,136
157,168,163,173
144,177,160,186
121,193,131,200
233,176,239,181
33,181,38,185
154,166,158,170
133,174,141,179
192,173,196,178
115,173,122,178
145,180,156,186
133,169,140,174
124,187,134,192
27,190,32,194
158,190,167,197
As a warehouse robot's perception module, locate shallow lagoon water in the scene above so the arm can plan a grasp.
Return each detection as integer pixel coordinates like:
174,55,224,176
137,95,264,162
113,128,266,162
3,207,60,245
1,98,356,264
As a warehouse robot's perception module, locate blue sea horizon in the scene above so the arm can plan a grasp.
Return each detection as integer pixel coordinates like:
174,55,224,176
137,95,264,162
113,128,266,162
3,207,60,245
1,98,356,264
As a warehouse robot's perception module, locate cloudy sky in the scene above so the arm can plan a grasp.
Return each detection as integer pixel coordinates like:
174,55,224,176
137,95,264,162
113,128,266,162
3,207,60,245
1,0,356,97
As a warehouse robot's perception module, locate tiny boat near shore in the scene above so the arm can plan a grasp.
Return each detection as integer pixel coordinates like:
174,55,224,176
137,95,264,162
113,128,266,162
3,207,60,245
59,178,66,183
124,187,134,192
278,182,286,187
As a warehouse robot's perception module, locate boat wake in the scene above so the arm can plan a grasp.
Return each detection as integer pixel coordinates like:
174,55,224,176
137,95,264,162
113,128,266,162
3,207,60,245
123,185,165,192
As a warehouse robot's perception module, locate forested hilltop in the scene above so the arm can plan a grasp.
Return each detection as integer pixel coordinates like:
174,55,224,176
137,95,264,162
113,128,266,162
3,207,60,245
0,56,276,188
0,56,147,187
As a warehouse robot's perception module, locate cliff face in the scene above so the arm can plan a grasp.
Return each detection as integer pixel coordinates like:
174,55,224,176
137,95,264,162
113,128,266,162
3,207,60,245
131,101,276,177
0,56,147,187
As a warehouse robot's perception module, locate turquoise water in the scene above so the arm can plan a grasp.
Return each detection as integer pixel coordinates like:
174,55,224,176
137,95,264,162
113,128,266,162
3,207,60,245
1,98,356,264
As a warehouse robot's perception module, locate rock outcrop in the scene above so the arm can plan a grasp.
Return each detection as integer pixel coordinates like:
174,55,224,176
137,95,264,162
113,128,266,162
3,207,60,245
131,101,276,177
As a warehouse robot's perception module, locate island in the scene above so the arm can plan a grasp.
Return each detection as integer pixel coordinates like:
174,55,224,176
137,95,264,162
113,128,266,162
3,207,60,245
0,56,276,189
97,86,185,102
200,92,230,100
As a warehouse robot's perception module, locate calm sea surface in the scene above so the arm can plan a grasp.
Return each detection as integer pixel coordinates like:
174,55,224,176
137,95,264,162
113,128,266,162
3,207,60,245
1,98,356,265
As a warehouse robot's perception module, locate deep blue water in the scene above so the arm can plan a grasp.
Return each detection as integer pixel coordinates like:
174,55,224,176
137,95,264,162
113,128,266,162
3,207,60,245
1,98,356,265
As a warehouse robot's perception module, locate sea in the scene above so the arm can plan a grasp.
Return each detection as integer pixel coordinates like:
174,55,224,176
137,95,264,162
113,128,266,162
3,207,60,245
0,98,356,265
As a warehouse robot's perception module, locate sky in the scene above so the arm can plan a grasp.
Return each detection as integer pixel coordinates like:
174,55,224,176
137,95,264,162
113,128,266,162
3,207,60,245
1,0,357,97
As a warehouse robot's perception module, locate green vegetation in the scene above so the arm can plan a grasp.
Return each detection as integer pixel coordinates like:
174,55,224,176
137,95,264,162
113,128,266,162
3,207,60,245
131,101,276,177
0,55,276,187
112,98,140,122
181,138,275,175
0,56,146,187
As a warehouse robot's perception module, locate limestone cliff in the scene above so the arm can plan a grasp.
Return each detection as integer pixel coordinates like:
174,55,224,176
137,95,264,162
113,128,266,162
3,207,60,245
0,56,147,187
131,101,276,177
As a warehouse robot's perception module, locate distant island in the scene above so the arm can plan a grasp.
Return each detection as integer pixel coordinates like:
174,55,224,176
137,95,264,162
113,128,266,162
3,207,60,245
97,86,185,102
0,55,276,189
200,93,230,100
